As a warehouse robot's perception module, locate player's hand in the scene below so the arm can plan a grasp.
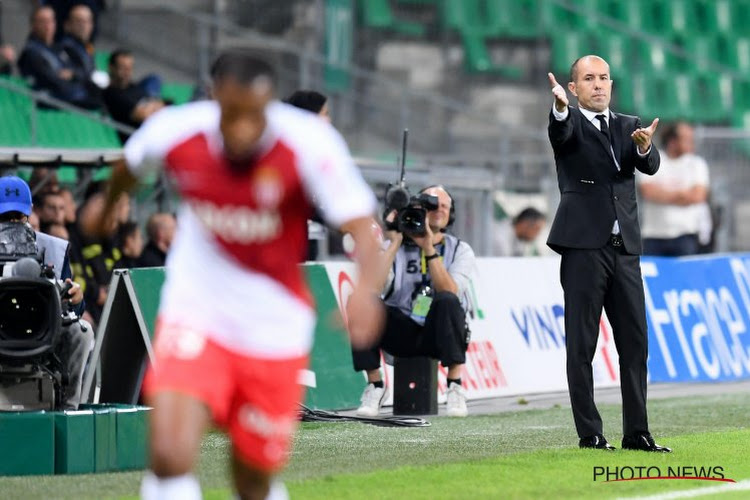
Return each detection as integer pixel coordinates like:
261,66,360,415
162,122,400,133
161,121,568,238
346,287,385,349
64,279,83,305
548,72,569,112
631,118,660,154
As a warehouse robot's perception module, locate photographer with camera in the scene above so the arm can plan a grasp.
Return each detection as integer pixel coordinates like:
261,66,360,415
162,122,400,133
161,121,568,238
352,185,476,417
0,176,92,410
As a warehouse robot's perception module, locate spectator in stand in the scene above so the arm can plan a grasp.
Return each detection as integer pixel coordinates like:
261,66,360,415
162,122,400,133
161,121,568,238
638,122,711,256
18,6,100,109
28,167,60,195
493,207,549,257
103,48,166,141
28,211,41,231
36,190,67,227
57,4,102,103
114,221,143,269
137,212,176,267
284,90,331,122
36,0,105,42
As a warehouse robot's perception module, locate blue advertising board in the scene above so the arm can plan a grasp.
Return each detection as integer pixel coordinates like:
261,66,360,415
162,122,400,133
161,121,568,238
642,254,750,383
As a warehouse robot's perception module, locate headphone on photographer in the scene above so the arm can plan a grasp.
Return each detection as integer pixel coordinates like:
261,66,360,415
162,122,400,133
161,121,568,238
419,185,456,229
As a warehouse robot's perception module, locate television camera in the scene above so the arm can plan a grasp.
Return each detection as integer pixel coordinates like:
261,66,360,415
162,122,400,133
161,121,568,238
0,222,80,411
383,129,439,237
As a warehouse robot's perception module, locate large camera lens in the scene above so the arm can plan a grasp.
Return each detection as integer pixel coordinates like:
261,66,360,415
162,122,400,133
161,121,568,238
398,207,427,236
0,279,61,358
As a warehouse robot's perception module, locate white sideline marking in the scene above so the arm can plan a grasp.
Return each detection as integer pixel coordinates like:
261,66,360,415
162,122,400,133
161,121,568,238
298,369,317,388
617,479,750,500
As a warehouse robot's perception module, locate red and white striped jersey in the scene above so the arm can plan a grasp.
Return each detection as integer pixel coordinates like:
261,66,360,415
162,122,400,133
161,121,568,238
124,100,375,358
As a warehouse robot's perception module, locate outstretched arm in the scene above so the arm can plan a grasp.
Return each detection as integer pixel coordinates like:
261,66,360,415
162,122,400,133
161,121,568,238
79,160,139,237
547,72,574,147
632,118,661,175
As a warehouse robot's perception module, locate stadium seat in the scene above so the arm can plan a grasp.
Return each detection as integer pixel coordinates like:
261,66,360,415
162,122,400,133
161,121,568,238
732,79,750,117
597,0,646,33
729,0,750,36
612,77,635,114
94,51,110,72
161,83,194,105
487,0,542,39
720,35,750,74
591,32,630,81
0,77,33,146
550,32,593,77
657,0,700,37
679,35,722,75
361,0,426,36
36,110,121,149
697,0,733,34
634,38,683,74
632,73,693,122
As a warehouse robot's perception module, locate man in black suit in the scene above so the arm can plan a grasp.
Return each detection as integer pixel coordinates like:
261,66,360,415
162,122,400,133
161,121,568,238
547,55,671,453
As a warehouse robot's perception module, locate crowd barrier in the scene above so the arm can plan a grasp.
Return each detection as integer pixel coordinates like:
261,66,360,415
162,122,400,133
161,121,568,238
85,254,750,411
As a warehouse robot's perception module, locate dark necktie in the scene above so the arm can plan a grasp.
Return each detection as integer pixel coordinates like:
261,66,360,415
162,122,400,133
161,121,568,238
595,114,611,143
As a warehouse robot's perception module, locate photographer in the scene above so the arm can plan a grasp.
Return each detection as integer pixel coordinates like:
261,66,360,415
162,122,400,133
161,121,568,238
0,176,92,409
352,185,476,417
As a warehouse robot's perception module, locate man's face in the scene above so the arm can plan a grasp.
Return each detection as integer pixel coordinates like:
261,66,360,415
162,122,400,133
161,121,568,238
423,187,452,232
568,56,612,113
110,55,134,87
674,124,695,156
41,194,66,225
214,77,273,163
66,6,94,43
32,8,56,46
516,219,545,242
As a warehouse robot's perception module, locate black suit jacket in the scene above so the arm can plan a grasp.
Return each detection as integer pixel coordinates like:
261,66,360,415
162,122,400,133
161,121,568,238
546,107,660,255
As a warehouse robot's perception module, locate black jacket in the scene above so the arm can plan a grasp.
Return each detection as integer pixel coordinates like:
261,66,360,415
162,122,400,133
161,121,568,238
546,107,660,255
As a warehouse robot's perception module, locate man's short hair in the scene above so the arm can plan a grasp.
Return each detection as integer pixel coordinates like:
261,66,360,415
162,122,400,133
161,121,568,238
30,5,54,24
513,207,545,225
109,48,132,68
210,49,276,89
284,90,327,114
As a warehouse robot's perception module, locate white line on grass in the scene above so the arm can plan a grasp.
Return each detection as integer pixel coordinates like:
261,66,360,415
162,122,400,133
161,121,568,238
617,479,750,500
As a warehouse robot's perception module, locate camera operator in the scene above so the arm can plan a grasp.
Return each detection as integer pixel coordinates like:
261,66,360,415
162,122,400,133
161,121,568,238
0,176,92,409
352,185,476,417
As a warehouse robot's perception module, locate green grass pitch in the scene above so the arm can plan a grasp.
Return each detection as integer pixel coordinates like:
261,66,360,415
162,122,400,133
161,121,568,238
1,391,748,499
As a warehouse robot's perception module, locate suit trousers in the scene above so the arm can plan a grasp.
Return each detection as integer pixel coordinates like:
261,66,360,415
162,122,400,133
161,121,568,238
352,292,467,372
560,242,649,438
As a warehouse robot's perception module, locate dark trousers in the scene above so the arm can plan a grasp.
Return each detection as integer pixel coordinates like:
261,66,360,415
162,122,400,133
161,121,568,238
643,234,700,257
561,243,649,438
352,292,467,372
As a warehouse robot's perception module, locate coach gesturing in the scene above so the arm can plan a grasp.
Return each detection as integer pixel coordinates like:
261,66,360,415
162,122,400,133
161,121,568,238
546,55,671,452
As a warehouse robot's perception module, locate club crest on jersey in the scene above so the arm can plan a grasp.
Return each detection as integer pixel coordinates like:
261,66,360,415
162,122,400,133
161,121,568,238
252,166,284,209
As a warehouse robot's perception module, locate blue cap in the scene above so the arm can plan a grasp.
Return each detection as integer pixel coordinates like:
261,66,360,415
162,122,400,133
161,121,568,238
0,176,33,216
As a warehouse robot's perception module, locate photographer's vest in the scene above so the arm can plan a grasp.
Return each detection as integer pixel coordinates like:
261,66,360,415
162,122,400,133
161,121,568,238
384,233,467,322
35,231,69,281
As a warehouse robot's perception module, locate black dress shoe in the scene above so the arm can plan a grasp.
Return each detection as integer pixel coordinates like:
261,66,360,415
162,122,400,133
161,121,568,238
579,435,616,451
622,433,672,453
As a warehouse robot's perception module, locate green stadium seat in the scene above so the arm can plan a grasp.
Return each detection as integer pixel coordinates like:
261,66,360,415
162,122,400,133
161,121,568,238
550,32,593,77
693,73,732,123
632,73,693,122
597,0,646,33
36,110,121,149
720,35,750,74
611,77,635,114
659,0,700,37
0,77,33,146
679,35,722,75
592,32,630,81
361,0,425,35
732,79,750,115
696,0,733,34
459,32,522,77
729,0,750,36
441,0,501,36
634,38,683,74
487,0,542,39
94,51,110,72
161,83,194,105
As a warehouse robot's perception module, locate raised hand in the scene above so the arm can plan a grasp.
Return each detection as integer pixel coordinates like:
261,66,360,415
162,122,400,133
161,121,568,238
548,72,569,112
631,118,660,154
